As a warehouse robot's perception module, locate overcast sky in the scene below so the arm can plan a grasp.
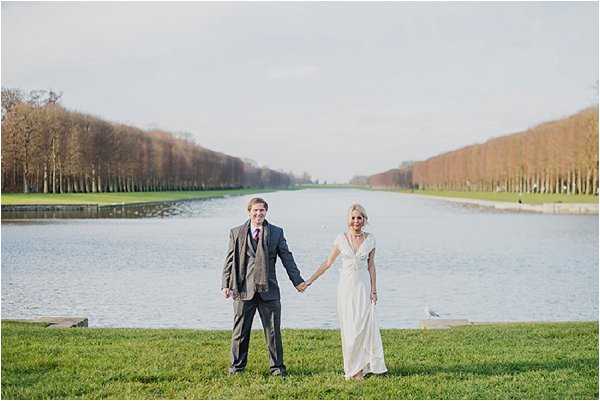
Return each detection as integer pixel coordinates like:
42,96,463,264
2,2,598,183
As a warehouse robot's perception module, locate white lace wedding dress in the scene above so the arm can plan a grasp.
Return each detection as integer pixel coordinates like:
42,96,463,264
334,232,387,378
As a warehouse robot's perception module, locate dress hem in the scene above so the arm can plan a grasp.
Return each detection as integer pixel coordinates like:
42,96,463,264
344,364,388,379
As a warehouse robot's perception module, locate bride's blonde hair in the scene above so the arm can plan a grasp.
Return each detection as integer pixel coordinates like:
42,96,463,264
347,203,368,227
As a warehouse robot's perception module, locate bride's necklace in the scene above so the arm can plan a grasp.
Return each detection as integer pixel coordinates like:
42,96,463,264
347,231,364,253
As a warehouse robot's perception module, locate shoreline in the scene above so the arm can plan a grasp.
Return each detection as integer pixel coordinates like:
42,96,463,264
412,193,599,214
356,187,598,214
3,317,597,330
0,187,294,208
303,185,598,210
0,187,295,217
2,187,597,215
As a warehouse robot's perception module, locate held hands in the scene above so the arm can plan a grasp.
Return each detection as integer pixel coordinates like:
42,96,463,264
295,282,309,293
296,277,316,292
224,283,312,297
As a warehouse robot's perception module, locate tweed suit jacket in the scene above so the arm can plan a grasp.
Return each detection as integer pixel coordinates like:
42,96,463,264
222,221,304,301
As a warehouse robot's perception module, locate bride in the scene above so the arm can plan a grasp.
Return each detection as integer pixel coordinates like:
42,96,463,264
306,203,387,380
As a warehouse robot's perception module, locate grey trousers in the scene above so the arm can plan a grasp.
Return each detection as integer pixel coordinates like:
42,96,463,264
230,294,286,374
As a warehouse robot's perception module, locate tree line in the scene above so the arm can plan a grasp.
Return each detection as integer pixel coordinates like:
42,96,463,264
368,166,413,189
368,107,599,195
1,88,293,194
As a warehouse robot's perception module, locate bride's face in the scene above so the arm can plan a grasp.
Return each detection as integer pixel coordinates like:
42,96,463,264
349,211,365,231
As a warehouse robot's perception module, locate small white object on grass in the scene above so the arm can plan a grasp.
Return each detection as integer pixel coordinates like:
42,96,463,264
425,306,441,319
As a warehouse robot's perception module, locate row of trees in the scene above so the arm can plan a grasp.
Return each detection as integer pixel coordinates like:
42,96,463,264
368,166,413,189
1,88,293,193
349,175,369,186
367,107,598,195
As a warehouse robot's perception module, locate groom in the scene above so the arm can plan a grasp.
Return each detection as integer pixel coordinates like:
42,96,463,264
221,197,307,376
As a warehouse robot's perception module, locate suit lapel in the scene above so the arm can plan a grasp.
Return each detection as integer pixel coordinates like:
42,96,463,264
264,221,271,253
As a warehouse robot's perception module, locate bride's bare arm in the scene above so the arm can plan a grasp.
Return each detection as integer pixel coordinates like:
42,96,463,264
368,248,377,304
306,246,340,286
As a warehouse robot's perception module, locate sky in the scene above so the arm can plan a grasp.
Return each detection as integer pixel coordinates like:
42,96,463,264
2,2,598,183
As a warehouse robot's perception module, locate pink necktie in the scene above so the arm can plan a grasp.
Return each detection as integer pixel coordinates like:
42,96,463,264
254,228,260,242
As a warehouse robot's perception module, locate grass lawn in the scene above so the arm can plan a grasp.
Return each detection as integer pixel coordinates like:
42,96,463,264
0,188,295,206
374,189,598,204
2,321,597,399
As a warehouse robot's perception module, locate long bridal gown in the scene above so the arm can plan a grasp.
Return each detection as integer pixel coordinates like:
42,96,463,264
334,232,387,379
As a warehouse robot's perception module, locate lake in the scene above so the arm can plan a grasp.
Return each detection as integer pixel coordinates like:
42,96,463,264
1,188,598,329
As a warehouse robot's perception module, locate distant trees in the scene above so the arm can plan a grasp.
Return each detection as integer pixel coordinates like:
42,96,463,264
293,171,313,185
1,88,293,193
367,161,414,189
349,175,369,186
368,165,413,189
368,107,598,195
412,107,598,194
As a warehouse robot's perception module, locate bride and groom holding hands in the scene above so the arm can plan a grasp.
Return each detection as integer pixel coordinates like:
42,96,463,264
221,197,387,380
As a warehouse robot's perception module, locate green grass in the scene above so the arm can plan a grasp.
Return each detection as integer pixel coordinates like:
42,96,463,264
372,188,598,204
4,187,594,206
2,321,597,399
0,188,297,206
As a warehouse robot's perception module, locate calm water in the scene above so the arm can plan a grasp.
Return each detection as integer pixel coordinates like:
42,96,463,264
1,189,598,329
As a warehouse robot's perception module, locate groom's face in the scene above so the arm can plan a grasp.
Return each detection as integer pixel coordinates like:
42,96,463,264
249,203,267,226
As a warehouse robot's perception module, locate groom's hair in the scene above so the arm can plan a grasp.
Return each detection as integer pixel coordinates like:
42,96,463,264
247,197,269,211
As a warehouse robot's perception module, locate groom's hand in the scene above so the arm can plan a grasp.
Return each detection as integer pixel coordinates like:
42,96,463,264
222,288,232,298
295,282,308,293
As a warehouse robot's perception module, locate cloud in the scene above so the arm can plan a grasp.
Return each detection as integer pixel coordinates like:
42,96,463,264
267,65,319,80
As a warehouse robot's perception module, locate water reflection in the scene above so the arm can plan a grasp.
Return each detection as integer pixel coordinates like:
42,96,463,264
1,200,205,219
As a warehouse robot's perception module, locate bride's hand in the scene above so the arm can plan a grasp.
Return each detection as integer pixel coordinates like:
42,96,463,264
370,291,377,305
